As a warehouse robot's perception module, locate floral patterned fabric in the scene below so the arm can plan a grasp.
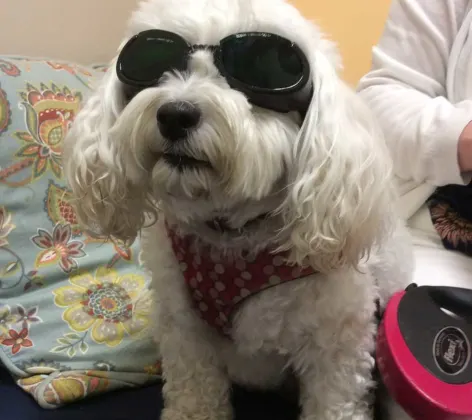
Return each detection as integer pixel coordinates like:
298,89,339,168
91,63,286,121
0,56,160,408
428,183,472,256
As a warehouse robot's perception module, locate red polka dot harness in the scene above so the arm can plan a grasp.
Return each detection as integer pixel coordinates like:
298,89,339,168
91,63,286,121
167,227,316,337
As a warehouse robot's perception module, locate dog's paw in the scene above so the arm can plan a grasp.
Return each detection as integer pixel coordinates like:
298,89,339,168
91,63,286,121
301,406,373,420
342,406,373,420
160,407,232,420
351,412,373,420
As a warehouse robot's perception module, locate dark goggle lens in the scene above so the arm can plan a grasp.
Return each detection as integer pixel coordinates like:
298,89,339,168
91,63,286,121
119,32,189,84
220,35,304,91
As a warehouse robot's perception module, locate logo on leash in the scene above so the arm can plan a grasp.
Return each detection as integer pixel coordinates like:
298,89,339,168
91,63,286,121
434,327,470,375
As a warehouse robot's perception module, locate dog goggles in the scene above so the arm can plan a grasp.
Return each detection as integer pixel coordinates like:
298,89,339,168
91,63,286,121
116,30,312,113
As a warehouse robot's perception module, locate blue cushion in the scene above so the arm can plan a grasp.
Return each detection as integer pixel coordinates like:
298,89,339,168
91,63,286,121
0,56,159,408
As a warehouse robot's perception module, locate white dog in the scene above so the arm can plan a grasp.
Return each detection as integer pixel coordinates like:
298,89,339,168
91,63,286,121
63,0,414,418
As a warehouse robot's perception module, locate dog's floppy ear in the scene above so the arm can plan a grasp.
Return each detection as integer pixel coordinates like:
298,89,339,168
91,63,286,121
63,63,153,243
278,45,395,273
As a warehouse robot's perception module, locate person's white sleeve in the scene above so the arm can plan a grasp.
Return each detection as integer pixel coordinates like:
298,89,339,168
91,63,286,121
357,0,472,186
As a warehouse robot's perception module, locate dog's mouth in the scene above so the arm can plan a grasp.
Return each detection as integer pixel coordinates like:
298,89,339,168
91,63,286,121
205,213,269,234
163,153,211,170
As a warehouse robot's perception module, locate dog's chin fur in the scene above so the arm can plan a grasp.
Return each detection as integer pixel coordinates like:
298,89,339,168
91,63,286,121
63,0,414,418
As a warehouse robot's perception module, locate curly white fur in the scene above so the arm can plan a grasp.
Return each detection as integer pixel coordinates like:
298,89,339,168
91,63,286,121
63,0,414,418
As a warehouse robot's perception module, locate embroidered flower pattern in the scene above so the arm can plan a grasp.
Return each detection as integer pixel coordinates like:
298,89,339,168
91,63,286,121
93,361,116,372
430,201,472,249
0,59,21,77
0,304,11,335
12,83,81,183
144,360,162,375
112,239,133,261
32,223,86,273
0,82,11,136
46,62,92,77
17,359,70,375
45,182,82,235
0,304,42,337
1,327,33,355
53,267,150,347
18,371,110,406
0,206,15,247
0,59,156,408
11,305,42,329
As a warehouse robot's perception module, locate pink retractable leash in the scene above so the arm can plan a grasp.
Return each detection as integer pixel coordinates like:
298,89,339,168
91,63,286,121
377,284,472,420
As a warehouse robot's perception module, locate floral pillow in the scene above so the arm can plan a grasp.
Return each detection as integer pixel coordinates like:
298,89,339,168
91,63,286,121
0,57,160,408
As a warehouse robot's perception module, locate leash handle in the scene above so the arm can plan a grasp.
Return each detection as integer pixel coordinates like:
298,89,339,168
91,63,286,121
428,286,472,322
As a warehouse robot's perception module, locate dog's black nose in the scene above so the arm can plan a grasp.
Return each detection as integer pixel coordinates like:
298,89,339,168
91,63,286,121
156,101,201,141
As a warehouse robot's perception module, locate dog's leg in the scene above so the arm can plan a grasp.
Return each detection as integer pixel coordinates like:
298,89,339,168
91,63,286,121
294,329,375,420
158,312,232,420
286,275,377,420
142,225,232,420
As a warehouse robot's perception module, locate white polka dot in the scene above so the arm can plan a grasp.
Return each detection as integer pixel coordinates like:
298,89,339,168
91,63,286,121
215,299,224,306
179,262,188,271
194,255,202,265
241,271,252,280
215,281,226,291
292,268,302,278
233,296,242,304
194,290,203,300
176,252,183,261
209,288,218,298
235,260,246,271
199,302,208,312
219,313,228,322
263,265,274,275
272,255,284,266
196,272,203,282
240,288,250,298
214,264,225,274
189,277,197,288
209,271,218,281
234,277,245,288
269,275,281,285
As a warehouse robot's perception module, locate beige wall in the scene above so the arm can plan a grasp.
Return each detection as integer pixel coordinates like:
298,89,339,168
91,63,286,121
293,0,392,84
0,0,139,65
0,0,391,83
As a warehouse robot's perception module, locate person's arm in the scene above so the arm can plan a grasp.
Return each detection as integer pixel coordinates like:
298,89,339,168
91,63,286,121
458,121,472,172
357,0,472,186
